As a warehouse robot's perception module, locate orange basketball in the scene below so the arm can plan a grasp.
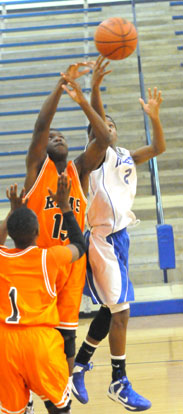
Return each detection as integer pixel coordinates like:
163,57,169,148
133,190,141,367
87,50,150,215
94,17,138,60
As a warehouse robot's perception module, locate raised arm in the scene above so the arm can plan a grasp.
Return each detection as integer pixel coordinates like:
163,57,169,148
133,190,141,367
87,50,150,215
90,56,112,120
25,63,91,193
131,87,166,165
61,75,112,194
0,184,27,244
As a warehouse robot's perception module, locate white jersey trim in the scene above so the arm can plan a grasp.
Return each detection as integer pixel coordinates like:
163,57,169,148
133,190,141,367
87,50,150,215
42,249,56,298
0,246,37,258
1,405,27,414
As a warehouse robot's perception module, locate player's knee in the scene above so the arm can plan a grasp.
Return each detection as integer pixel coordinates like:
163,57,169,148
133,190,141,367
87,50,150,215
111,306,130,329
58,329,76,358
88,305,112,341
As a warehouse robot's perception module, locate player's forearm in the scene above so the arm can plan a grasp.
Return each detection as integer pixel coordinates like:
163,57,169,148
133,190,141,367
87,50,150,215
80,99,111,148
91,85,106,120
33,78,65,134
63,211,87,258
27,78,66,163
150,116,166,155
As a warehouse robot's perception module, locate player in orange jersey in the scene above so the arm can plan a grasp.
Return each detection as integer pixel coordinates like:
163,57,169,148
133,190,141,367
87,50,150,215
24,58,113,403
0,175,86,414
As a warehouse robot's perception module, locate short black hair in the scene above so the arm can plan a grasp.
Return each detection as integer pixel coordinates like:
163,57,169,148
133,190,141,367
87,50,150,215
50,128,60,132
7,207,39,249
87,114,117,136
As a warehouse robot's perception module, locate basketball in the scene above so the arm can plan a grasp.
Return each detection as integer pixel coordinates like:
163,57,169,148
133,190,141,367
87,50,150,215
94,17,138,60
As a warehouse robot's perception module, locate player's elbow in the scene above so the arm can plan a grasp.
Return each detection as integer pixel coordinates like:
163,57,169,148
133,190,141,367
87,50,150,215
155,142,166,156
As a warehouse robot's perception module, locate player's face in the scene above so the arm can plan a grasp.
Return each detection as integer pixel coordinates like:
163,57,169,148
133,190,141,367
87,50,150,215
105,118,118,146
88,119,118,146
47,130,68,161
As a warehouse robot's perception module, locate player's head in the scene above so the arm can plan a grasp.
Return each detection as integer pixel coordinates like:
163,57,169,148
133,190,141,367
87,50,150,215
7,207,39,249
87,115,118,146
47,128,68,162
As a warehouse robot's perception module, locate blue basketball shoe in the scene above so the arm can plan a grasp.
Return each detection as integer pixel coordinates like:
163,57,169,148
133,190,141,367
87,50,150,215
72,362,93,404
108,376,152,411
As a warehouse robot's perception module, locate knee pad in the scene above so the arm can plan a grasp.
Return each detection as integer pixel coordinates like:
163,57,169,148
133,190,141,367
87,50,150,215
88,306,111,341
58,329,76,358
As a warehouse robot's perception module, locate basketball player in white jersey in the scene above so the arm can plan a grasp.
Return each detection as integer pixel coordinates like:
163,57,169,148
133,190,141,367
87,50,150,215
72,57,166,411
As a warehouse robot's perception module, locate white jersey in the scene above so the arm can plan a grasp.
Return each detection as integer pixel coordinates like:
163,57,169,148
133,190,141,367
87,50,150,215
87,146,137,237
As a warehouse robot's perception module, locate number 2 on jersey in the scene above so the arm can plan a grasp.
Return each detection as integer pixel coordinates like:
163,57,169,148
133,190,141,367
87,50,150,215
124,168,132,184
6,287,21,324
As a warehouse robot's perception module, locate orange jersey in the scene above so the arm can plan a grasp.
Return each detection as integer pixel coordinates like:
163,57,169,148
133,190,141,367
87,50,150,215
25,156,87,247
0,244,72,327
25,156,87,329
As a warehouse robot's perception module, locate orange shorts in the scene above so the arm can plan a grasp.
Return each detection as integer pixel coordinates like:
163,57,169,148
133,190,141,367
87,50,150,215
0,325,69,414
56,254,86,330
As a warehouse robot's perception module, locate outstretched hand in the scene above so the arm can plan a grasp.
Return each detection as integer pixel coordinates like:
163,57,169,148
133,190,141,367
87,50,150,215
86,55,112,87
60,75,85,105
6,184,28,211
139,87,163,120
62,62,90,80
48,173,71,213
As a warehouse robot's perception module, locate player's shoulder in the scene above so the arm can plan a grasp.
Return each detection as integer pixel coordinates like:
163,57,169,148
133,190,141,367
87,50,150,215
116,146,129,156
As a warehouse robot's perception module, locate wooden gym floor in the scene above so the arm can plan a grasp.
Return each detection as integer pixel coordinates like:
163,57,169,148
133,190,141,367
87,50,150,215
33,313,183,413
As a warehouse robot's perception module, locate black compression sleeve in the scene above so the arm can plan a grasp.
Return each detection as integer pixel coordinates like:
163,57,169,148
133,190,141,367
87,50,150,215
63,210,86,258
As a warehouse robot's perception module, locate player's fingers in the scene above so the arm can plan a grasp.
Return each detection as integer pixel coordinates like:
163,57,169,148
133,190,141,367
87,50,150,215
19,187,25,199
60,173,67,186
157,90,163,103
103,70,112,76
61,84,72,95
139,98,145,108
10,184,15,197
85,60,96,67
47,188,55,199
78,61,92,67
101,61,110,70
68,178,72,192
148,88,152,99
6,188,10,200
78,68,90,76
97,55,105,67
153,86,157,99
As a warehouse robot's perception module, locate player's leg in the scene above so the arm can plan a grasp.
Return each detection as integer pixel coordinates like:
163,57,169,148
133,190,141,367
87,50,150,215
107,304,151,411
56,255,86,371
24,327,71,413
55,256,86,408
105,229,151,411
72,305,111,403
0,326,32,414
